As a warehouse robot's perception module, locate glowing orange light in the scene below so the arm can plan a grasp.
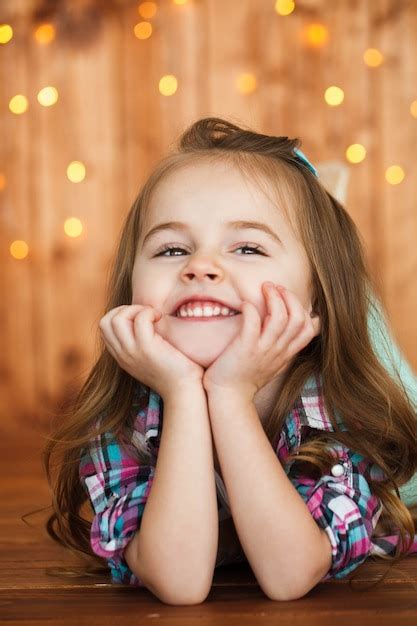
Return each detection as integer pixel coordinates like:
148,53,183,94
10,240,29,259
302,23,329,48
67,161,86,183
385,165,405,185
346,144,366,164
64,217,83,238
9,95,28,114
236,73,257,94
159,75,178,96
363,48,384,67
324,86,344,106
274,0,295,16
0,24,13,44
138,2,157,19
134,22,152,39
34,23,55,44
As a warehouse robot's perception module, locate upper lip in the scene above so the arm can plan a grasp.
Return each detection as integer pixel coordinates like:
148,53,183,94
171,295,241,315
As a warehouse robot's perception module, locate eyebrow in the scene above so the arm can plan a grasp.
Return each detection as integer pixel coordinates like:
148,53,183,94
141,220,282,247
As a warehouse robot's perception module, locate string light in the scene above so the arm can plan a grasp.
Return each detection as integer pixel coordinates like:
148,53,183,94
363,48,384,67
302,23,329,48
385,165,405,185
37,86,59,107
324,86,344,106
274,0,295,16
9,95,28,114
34,23,55,44
138,2,157,19
64,218,83,238
159,75,178,96
134,22,152,39
236,73,257,94
0,24,13,44
67,161,86,183
346,144,366,164
2,3,414,260
10,240,29,260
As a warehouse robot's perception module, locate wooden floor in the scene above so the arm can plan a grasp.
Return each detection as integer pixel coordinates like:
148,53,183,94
2,424,417,626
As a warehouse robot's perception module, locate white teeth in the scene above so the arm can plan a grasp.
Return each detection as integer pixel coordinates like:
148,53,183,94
176,304,236,318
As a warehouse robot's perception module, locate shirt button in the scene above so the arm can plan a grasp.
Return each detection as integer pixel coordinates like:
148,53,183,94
331,463,345,478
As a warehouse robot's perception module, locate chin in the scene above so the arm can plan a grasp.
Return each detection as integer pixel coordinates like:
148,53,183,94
156,314,240,368
168,336,226,368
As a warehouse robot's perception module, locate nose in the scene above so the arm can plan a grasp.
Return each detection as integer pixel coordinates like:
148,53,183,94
180,254,225,282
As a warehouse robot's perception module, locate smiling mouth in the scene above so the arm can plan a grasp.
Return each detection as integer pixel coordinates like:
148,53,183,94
170,313,241,321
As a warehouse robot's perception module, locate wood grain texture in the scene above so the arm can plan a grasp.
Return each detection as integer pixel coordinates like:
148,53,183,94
1,426,417,622
1,0,416,431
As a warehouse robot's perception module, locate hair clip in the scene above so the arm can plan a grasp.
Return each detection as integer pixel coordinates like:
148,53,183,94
294,148,319,178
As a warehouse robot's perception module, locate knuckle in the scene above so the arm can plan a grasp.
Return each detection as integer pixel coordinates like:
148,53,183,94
293,315,306,330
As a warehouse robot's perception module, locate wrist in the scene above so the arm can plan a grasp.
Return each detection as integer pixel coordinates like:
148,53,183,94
162,381,206,404
205,382,256,405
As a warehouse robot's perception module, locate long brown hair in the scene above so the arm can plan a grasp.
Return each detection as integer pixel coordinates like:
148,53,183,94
26,117,417,591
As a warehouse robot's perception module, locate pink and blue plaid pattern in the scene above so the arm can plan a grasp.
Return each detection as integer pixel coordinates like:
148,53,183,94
79,374,417,587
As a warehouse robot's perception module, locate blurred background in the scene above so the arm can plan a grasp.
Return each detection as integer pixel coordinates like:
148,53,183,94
1,0,417,434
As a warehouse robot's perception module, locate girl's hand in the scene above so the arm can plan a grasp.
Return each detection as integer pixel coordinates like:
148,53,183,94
202,282,321,401
99,305,204,399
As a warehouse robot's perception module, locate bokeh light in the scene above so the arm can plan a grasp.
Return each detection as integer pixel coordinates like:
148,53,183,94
10,240,29,260
0,24,13,44
37,86,59,107
173,0,189,4
324,86,344,106
363,48,384,67
236,73,257,94
67,161,86,183
159,75,178,96
302,23,329,48
410,100,417,118
385,165,405,185
138,2,157,19
34,23,55,44
9,95,28,115
346,144,367,164
134,22,152,39
0,173,6,191
64,217,83,238
274,0,295,16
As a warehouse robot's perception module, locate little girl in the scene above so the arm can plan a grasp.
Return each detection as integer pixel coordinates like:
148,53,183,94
43,117,417,604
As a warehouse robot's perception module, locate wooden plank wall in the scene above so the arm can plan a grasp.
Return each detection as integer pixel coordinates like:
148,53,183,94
1,0,416,430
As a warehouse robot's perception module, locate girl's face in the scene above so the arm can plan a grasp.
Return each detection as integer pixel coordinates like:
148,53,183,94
132,160,314,368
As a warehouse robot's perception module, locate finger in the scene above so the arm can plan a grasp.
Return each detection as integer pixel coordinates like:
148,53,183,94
272,287,309,352
285,314,319,355
259,283,289,349
133,306,162,346
99,306,131,353
102,336,119,363
108,305,149,354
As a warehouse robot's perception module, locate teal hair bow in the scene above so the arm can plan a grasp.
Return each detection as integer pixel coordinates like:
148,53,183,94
294,148,319,178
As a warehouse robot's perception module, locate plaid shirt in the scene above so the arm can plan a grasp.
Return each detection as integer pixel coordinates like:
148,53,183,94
79,374,417,587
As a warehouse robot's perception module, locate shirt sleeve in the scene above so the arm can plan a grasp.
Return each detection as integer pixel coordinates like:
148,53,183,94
284,439,383,581
79,429,155,586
